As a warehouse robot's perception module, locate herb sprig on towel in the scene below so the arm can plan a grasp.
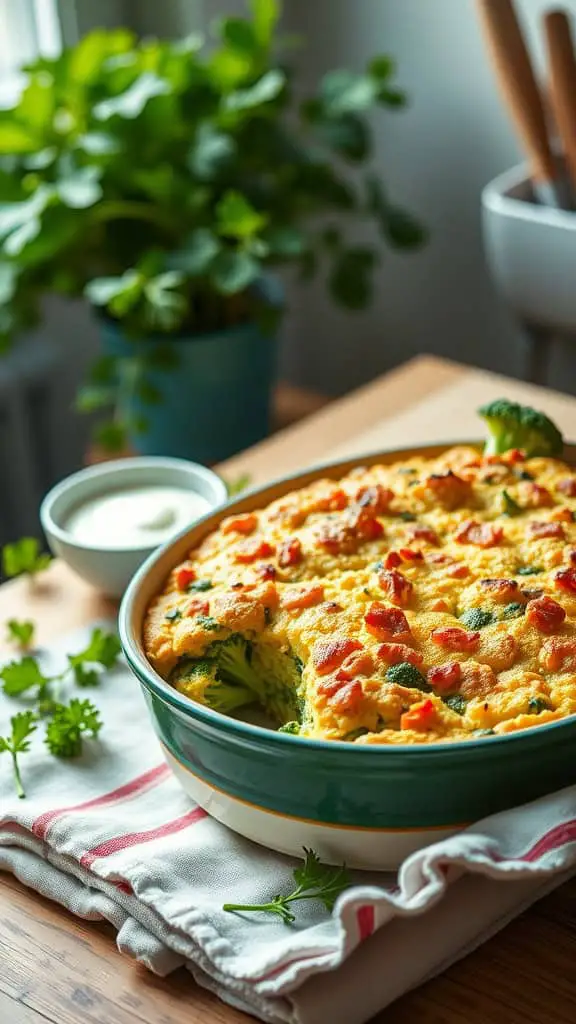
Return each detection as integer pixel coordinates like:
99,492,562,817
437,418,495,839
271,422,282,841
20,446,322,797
223,848,351,924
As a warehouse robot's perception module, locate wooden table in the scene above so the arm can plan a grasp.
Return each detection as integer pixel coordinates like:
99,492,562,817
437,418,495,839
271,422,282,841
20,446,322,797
2,355,576,1024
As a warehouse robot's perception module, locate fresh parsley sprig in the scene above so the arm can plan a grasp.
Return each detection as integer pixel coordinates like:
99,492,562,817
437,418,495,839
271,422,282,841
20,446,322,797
0,711,37,798
6,619,35,649
0,628,121,704
2,537,51,579
223,848,351,924
45,699,102,757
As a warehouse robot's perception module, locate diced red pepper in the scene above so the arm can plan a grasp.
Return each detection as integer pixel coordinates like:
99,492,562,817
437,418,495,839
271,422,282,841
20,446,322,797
528,520,565,540
278,537,303,568
424,470,471,508
479,578,519,601
314,488,349,512
364,603,412,642
520,482,553,508
454,520,503,548
540,636,576,672
357,515,384,541
355,484,394,513
431,627,480,652
336,650,376,681
222,513,258,536
556,477,576,498
554,569,576,594
383,551,402,569
186,597,210,617
407,526,439,545
256,563,277,581
235,539,276,564
175,563,196,591
569,549,576,567
526,595,566,634
323,601,343,614
377,569,413,606
281,584,324,611
329,680,364,712
551,506,574,523
446,564,469,579
398,547,424,562
312,637,362,675
427,662,462,692
400,699,436,731
376,642,423,666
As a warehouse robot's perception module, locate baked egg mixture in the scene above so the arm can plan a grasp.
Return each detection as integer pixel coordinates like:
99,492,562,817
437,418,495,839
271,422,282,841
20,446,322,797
143,443,576,745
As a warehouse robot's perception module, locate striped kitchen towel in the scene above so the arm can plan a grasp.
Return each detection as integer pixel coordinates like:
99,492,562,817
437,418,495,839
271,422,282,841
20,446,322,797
1,624,576,1024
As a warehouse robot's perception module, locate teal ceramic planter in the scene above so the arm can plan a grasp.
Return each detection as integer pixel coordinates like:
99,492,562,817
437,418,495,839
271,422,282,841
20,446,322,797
100,316,278,463
119,443,576,870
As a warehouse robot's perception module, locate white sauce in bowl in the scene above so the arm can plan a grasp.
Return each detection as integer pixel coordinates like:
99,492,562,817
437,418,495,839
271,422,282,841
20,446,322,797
64,485,210,549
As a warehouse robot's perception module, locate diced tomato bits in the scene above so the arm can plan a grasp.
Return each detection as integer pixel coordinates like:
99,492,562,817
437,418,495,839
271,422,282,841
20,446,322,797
454,520,503,548
278,537,303,568
526,595,566,634
556,477,576,498
377,569,413,607
328,680,364,712
551,506,574,523
424,470,471,509
235,539,276,564
555,569,576,594
446,564,469,579
407,526,439,545
186,597,210,617
427,662,462,692
376,642,423,666
355,484,394,513
383,551,402,569
256,563,277,581
431,627,480,652
431,599,449,612
540,637,576,672
175,564,196,590
398,547,423,562
281,584,324,611
569,549,576,567
479,578,519,601
485,448,525,465
336,650,375,681
222,513,258,535
312,637,362,675
323,601,342,614
364,603,412,642
317,677,343,698
528,520,565,540
314,488,349,512
519,482,552,508
400,699,436,731
357,514,384,541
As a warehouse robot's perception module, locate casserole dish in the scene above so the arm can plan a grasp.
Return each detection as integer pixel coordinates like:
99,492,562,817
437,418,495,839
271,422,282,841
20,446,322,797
119,443,576,869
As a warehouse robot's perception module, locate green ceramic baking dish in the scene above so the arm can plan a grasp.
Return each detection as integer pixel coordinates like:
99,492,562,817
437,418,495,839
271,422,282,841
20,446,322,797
119,443,576,870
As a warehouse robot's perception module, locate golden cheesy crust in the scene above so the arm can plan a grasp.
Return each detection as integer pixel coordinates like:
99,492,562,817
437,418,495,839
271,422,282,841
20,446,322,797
143,446,576,744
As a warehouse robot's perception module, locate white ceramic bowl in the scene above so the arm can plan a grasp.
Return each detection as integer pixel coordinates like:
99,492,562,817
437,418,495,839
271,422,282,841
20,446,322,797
40,457,228,598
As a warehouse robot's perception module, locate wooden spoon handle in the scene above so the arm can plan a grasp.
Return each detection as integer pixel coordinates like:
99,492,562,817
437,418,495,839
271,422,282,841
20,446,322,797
544,9,576,195
476,0,556,186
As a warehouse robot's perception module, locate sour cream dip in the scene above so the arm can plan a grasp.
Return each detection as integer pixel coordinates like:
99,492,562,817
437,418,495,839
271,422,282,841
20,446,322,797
64,485,210,549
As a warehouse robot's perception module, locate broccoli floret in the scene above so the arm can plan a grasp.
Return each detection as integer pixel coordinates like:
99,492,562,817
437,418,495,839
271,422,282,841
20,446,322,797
443,694,467,715
502,602,525,619
169,656,255,714
385,662,431,692
459,608,494,629
204,680,255,714
500,489,521,516
171,658,218,688
478,399,563,458
528,696,551,715
210,634,265,698
278,721,301,735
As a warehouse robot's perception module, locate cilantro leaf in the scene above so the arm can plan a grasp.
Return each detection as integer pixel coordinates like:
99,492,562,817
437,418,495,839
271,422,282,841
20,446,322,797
2,537,51,578
0,710,37,798
44,698,102,757
223,847,351,924
225,473,252,496
6,619,35,648
0,656,51,697
68,628,121,685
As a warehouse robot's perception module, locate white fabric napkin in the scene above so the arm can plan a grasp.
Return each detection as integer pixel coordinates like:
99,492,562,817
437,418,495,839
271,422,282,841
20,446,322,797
1,624,575,1024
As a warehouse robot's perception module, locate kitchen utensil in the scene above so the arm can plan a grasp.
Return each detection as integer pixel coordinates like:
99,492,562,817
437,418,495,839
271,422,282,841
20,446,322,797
544,8,576,200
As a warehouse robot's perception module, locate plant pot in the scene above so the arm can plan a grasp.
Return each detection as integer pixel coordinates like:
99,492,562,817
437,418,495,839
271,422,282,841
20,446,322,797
481,162,576,332
99,315,279,463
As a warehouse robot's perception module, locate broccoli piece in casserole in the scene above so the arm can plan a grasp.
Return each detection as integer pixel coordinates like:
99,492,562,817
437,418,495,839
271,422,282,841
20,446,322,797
459,608,494,630
478,399,563,458
169,656,255,714
278,721,301,735
385,662,431,692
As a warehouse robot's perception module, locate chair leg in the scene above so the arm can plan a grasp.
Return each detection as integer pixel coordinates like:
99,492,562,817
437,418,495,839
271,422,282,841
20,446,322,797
524,324,552,386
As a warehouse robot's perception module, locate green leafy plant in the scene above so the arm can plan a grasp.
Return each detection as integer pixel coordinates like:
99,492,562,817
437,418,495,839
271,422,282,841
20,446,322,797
45,697,102,756
0,2,425,450
223,847,351,923
0,710,37,798
6,619,35,649
2,538,51,579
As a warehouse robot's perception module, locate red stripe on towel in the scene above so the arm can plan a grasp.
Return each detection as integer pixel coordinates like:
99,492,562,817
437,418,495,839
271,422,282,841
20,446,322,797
80,806,207,869
356,904,375,941
522,819,576,862
32,763,170,840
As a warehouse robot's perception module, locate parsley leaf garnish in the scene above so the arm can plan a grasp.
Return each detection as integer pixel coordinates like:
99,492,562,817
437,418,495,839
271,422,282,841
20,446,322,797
6,619,35,649
44,699,102,757
225,473,252,496
0,711,37,798
2,537,51,579
67,627,121,685
0,656,52,699
223,848,351,924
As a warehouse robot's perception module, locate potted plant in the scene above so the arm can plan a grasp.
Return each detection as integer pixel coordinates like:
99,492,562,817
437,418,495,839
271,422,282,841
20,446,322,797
0,1,425,462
